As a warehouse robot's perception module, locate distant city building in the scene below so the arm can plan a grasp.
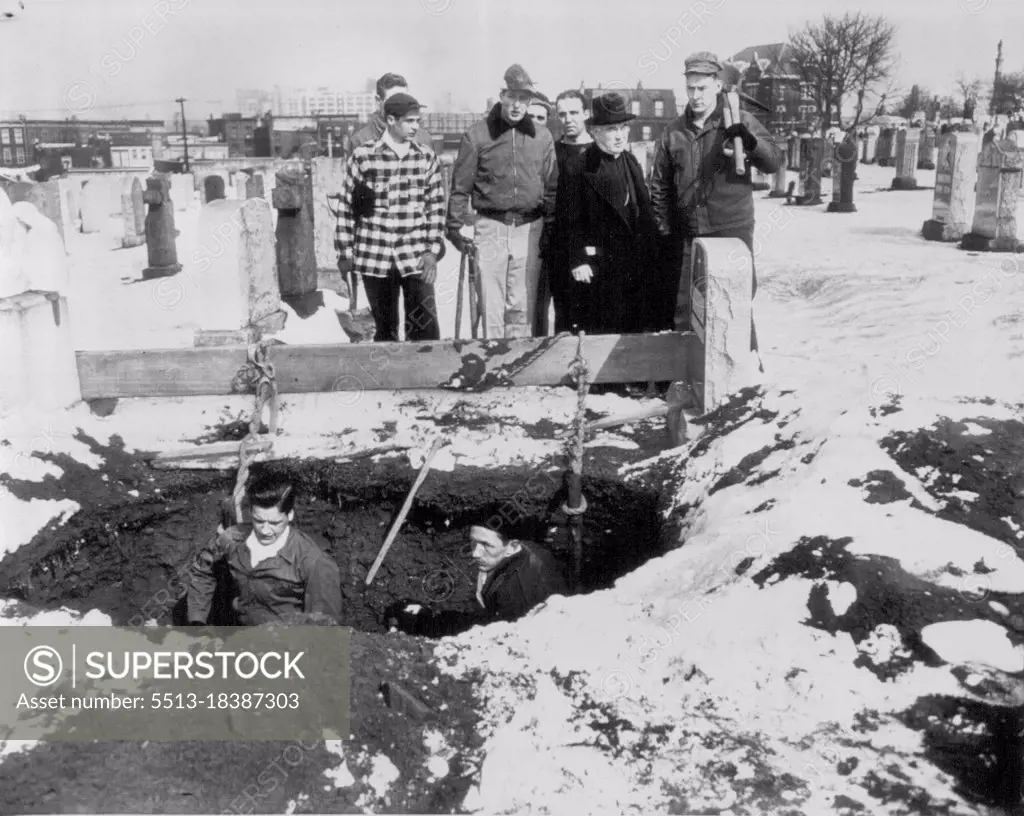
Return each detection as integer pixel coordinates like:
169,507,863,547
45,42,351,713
582,85,679,142
164,135,230,161
109,131,154,169
23,117,165,148
236,88,274,118
0,119,29,167
725,43,840,136
208,113,260,157
272,85,377,118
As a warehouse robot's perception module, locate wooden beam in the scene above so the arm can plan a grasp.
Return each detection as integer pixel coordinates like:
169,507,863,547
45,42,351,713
76,333,692,400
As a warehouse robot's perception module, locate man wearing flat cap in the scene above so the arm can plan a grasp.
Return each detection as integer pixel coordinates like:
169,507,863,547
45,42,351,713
335,92,446,342
649,51,782,349
447,63,558,339
386,524,570,637
556,91,659,334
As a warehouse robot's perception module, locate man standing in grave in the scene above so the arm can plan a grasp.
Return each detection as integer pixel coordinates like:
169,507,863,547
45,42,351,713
649,51,783,356
386,525,570,636
335,92,447,342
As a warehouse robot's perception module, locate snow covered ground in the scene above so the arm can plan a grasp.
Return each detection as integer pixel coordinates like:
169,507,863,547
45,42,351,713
2,162,1023,813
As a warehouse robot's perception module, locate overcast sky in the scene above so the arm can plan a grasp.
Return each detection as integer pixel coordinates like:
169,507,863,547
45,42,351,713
0,0,1021,122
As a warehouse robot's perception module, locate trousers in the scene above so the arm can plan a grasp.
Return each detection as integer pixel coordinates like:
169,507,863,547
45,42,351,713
473,216,543,338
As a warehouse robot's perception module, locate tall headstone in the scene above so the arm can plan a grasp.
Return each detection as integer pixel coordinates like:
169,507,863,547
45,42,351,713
193,198,283,333
170,173,193,211
891,128,920,190
922,131,979,242
272,165,317,298
918,129,937,170
234,174,248,200
311,157,347,287
961,139,1023,252
793,137,823,205
862,131,878,164
876,128,895,167
2,179,67,247
80,179,106,233
786,134,800,171
204,174,226,203
826,137,858,213
120,177,145,248
142,175,182,279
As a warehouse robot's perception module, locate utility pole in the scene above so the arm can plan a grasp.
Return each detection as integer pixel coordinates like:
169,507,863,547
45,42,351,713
175,97,190,172
990,40,1003,116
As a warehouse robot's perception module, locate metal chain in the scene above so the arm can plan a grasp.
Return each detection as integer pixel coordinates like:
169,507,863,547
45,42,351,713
567,331,590,482
230,342,279,525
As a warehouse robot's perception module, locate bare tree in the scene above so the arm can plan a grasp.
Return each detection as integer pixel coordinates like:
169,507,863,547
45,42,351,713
785,12,897,204
788,12,899,139
955,74,984,121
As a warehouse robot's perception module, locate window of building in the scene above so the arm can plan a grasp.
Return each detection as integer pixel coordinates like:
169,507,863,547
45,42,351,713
654,101,663,117
2,147,11,164
15,147,24,163
642,125,652,140
13,129,23,145
776,105,786,114
0,129,9,145
631,101,640,116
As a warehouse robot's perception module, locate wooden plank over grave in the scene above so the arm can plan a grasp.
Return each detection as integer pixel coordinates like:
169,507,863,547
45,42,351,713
76,333,693,399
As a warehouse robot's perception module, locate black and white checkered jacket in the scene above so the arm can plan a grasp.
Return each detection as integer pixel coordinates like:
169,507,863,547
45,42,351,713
334,136,446,277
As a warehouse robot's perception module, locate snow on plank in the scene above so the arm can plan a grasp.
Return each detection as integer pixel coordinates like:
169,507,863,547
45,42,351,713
76,333,692,399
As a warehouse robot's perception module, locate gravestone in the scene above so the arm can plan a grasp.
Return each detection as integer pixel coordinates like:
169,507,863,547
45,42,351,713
273,165,317,298
876,128,895,167
861,132,878,164
204,174,226,203
121,177,145,248
792,137,823,205
245,173,265,199
2,179,67,247
786,135,800,171
311,157,348,287
922,131,979,242
768,163,788,198
79,179,107,233
234,174,248,200
193,198,283,335
827,137,858,213
961,138,1023,252
891,129,920,190
142,175,182,279
687,237,754,413
170,173,193,211
918,130,937,170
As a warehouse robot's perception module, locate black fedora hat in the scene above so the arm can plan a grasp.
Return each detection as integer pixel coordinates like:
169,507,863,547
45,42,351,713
592,92,635,126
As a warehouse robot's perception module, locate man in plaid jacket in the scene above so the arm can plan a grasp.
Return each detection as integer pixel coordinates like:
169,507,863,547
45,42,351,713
335,93,446,341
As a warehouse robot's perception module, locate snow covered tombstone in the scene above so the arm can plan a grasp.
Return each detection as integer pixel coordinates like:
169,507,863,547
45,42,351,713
891,127,921,190
923,131,979,243
961,138,1024,253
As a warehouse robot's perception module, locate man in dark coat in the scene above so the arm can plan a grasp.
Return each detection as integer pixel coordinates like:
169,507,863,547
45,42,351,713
386,525,570,637
649,51,783,349
558,91,659,334
352,73,435,150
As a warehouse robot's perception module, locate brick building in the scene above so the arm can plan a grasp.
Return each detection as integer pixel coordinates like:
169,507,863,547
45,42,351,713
208,113,259,157
0,120,29,167
725,43,839,136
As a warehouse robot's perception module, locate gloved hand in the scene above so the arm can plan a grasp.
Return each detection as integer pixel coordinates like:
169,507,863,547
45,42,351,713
723,123,758,152
446,230,469,254
337,256,354,275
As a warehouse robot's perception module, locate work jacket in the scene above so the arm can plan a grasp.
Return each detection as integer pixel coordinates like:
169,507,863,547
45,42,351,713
186,525,342,625
479,540,570,622
649,101,782,237
446,104,558,236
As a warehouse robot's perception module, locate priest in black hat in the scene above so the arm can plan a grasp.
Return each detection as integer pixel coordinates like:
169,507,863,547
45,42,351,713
556,91,659,335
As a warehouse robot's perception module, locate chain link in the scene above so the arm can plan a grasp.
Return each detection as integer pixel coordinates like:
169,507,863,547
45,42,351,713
230,342,279,525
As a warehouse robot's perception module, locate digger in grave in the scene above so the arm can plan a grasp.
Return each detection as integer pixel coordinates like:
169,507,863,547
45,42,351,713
387,524,570,636
186,472,343,626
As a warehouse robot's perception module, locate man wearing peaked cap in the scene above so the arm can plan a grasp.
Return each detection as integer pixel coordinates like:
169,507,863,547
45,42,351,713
555,91,659,336
335,90,447,343
649,50,782,360
446,63,558,339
